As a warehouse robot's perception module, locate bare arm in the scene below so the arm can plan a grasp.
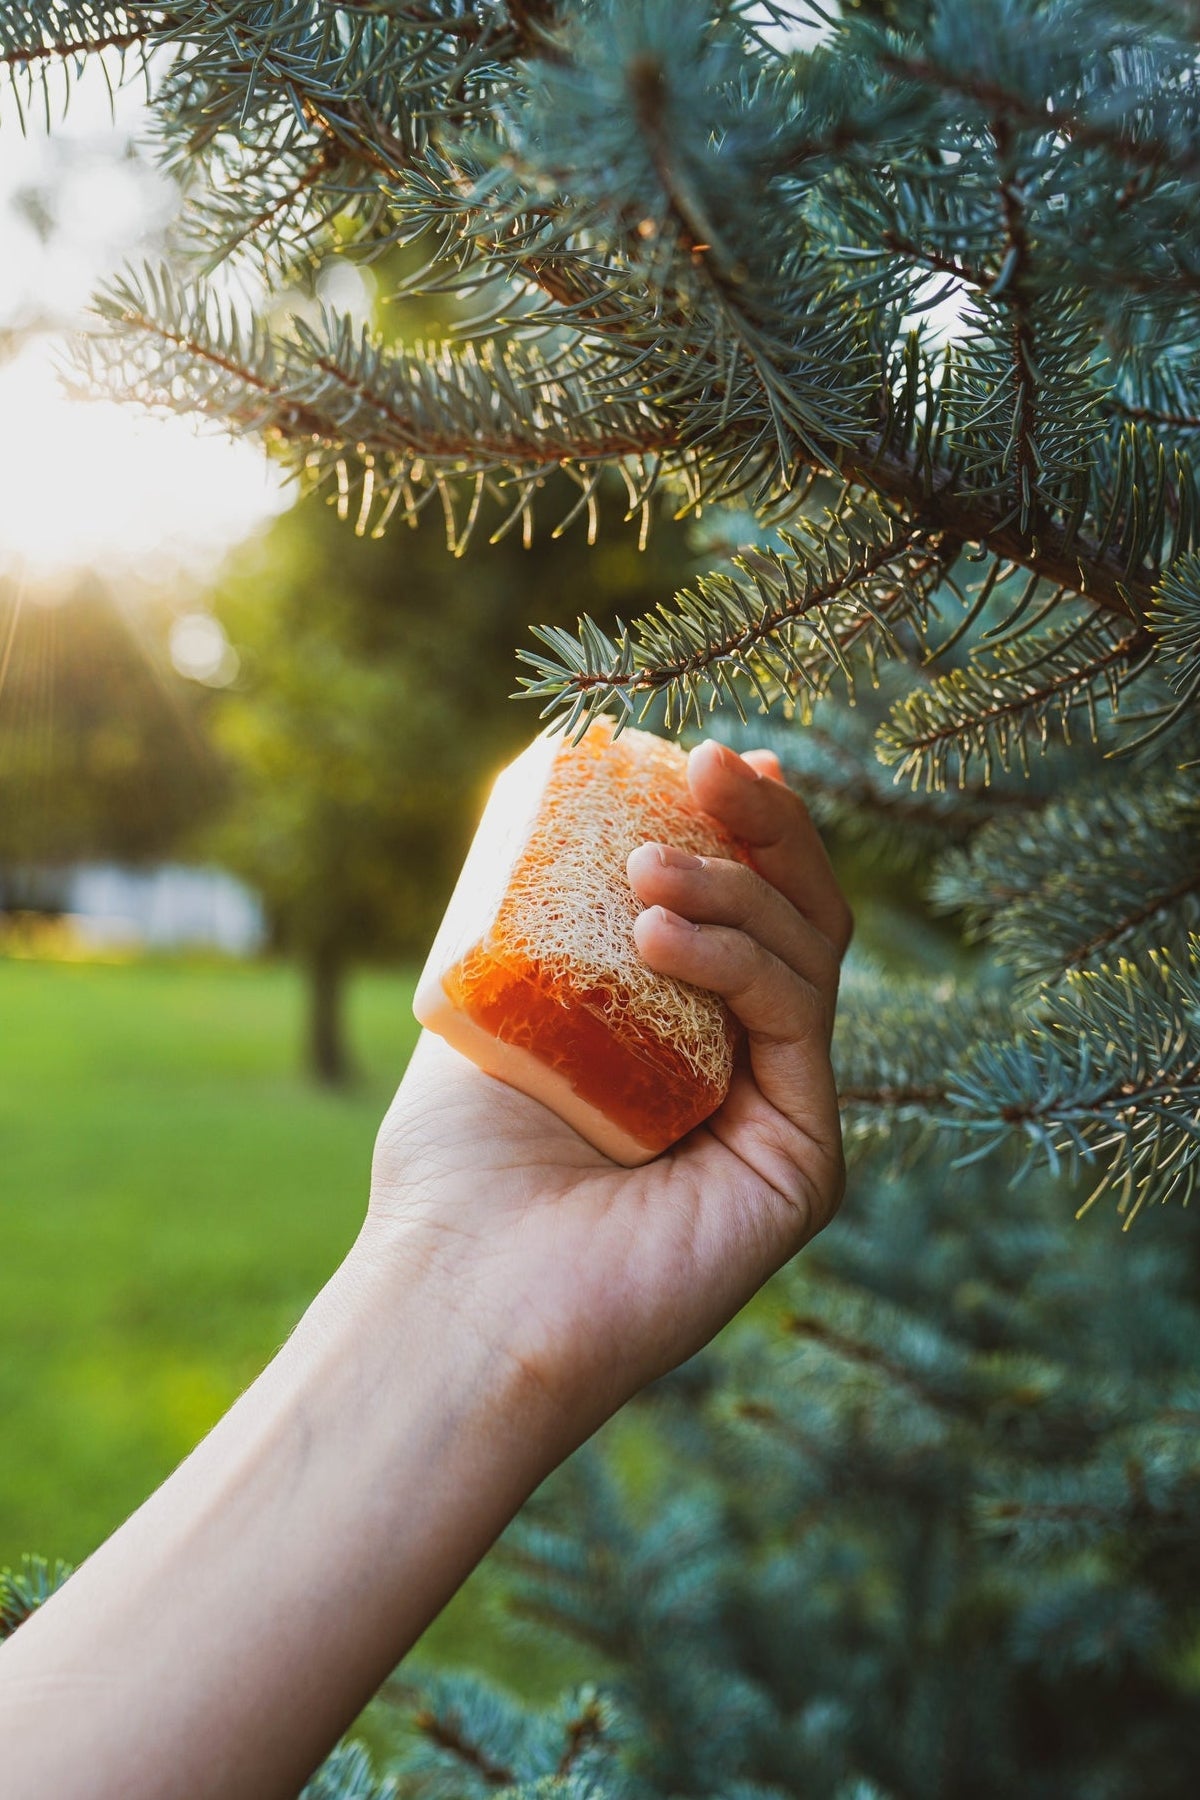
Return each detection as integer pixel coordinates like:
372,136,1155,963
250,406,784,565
0,741,851,1800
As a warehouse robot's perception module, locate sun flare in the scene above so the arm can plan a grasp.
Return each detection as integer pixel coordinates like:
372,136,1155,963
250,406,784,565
0,344,285,582
0,55,287,587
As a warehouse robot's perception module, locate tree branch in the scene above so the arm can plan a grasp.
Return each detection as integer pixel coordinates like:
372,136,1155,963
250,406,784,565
555,1697,605,1778
990,114,1040,533
1059,869,1200,972
839,1081,950,1108
536,519,937,705
846,445,1153,620
881,51,1200,185
892,623,1151,767
413,1709,516,1787
0,23,157,70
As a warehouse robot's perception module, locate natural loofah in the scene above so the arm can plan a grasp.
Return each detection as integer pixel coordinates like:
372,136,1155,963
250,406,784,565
413,716,748,1163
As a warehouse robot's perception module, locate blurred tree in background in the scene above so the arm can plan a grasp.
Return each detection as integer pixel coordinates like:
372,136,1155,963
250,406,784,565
210,480,694,1082
0,578,222,910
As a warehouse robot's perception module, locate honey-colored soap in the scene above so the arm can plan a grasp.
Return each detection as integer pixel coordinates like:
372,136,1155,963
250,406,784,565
413,717,747,1164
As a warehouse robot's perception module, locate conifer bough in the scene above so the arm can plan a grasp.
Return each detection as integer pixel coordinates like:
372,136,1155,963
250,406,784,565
3,0,1198,1217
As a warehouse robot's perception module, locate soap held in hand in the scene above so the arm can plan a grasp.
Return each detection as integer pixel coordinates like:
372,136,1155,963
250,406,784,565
413,718,748,1165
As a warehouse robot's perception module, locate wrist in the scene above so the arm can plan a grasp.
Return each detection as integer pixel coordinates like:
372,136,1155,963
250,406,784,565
346,1211,589,1468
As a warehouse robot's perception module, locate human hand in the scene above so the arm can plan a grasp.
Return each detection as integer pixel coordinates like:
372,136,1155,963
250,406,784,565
0,740,851,1800
367,739,851,1450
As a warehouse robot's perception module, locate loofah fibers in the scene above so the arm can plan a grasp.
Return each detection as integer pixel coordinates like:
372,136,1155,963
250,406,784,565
413,716,749,1163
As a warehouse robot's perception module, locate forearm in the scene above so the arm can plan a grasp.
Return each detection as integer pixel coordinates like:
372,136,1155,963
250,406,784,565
0,1222,564,1800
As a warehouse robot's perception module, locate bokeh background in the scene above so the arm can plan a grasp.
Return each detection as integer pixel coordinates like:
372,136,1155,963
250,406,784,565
0,64,813,1693
9,14,1200,1792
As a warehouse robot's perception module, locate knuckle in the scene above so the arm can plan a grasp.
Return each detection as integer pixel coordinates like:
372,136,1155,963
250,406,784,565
793,976,832,1042
826,1141,848,1221
812,935,842,992
749,969,824,1045
693,855,765,931
723,925,772,997
777,781,814,838
724,857,766,929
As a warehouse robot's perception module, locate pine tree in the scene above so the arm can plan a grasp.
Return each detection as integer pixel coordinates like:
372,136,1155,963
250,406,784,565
3,0,1196,1217
4,1,1200,1793
381,1156,1200,1799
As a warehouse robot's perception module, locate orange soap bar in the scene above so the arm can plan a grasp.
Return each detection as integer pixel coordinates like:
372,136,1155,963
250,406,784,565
413,717,747,1165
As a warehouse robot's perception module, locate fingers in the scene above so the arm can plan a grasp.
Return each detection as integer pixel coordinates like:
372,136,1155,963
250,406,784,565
626,841,840,1038
739,747,785,783
626,739,848,1224
630,898,843,1211
686,740,853,957
631,900,826,1049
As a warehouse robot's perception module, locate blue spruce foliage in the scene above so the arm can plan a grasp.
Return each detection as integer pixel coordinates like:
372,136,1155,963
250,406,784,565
3,0,1200,1791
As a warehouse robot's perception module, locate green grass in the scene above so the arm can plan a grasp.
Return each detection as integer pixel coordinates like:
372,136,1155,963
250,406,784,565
0,956,417,1568
0,953,598,1705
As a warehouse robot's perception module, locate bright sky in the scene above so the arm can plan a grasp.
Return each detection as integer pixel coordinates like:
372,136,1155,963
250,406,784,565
0,19,946,596
0,59,288,586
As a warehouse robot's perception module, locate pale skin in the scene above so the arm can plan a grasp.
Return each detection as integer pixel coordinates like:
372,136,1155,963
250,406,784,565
0,739,852,1800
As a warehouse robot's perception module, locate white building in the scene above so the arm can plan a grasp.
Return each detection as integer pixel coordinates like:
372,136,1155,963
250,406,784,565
47,864,266,956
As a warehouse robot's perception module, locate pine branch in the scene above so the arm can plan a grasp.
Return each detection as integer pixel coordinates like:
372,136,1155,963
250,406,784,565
977,1431,1200,1556
0,2,167,130
785,1308,970,1418
0,16,152,70
877,35,1200,188
836,945,1200,1223
1088,422,1200,585
65,7,1168,625
940,299,1102,544
856,443,1160,622
948,942,1200,1221
934,773,1200,990
554,1696,606,1778
989,114,1040,534
89,240,1172,620
878,230,990,294
1107,396,1200,436
1150,549,1200,693
47,0,1195,635
44,2,561,278
834,980,1017,1139
878,613,1154,789
412,1708,516,1787
517,502,947,735
82,266,682,537
781,1311,1109,1482
300,1742,396,1800
710,707,1039,844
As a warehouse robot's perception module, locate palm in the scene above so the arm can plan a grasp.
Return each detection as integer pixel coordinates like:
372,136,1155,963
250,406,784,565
372,1036,822,1421
371,740,849,1427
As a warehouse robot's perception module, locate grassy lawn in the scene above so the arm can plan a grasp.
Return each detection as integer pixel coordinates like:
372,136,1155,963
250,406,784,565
0,953,594,1705
0,953,414,1568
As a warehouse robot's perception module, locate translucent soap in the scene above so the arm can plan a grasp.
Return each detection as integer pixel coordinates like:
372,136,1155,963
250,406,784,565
413,717,747,1165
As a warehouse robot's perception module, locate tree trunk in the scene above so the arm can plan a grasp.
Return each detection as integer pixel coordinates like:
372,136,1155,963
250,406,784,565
307,945,351,1086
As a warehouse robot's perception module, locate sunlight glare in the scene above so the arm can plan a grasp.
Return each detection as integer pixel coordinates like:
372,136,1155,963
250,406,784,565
169,612,240,687
0,54,287,584
0,343,286,580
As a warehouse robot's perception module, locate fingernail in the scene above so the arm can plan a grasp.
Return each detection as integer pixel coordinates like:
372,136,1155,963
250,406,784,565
717,743,761,781
657,844,705,871
656,906,702,932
